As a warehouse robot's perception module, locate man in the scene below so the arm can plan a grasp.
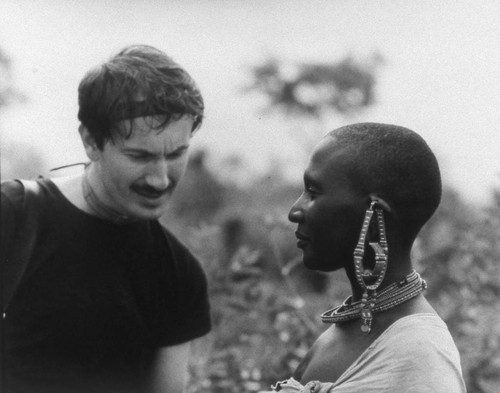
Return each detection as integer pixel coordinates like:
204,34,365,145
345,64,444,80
274,123,466,392
1,45,211,393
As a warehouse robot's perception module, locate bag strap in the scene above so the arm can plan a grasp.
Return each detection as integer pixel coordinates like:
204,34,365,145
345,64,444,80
2,179,41,314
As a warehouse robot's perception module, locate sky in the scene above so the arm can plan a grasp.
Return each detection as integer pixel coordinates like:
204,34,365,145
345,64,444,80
1,0,499,205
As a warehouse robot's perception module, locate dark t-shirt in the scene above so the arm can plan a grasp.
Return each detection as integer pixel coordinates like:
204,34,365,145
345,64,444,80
1,179,211,393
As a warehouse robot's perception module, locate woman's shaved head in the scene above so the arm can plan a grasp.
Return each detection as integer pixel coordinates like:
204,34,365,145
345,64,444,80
325,122,441,241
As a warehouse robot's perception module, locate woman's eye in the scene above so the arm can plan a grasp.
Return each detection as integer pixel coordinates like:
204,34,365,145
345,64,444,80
306,186,317,197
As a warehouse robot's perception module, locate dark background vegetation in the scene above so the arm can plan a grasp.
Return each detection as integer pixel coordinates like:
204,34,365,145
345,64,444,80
2,48,499,393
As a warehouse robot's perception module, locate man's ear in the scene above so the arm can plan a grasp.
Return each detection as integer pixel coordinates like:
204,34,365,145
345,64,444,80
79,124,100,161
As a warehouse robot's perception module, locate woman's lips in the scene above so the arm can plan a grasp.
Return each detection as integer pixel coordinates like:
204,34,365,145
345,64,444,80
295,231,310,248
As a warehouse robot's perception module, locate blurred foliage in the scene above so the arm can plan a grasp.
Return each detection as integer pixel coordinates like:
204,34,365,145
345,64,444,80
183,222,321,393
0,47,26,109
417,190,500,392
245,53,382,117
162,150,500,393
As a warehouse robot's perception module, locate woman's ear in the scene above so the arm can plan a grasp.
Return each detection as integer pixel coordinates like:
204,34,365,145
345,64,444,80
79,124,100,161
368,194,392,214
366,194,393,244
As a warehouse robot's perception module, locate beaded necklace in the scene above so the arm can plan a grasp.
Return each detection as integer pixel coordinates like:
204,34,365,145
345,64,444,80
321,270,426,326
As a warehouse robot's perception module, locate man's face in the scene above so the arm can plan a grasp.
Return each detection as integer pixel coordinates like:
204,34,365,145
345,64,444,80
85,115,194,220
288,138,366,272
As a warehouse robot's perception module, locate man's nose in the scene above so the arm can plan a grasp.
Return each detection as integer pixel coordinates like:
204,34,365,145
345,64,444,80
288,194,305,223
145,160,170,190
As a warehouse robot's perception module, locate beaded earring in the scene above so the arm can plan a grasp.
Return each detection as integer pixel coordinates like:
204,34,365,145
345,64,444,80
353,201,388,333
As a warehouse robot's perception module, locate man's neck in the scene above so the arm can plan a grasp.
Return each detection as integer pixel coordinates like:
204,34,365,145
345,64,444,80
52,172,135,224
82,168,136,224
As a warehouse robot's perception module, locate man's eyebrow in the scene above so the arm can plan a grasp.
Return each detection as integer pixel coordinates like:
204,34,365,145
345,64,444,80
171,145,189,152
165,145,190,156
121,144,190,157
121,147,155,155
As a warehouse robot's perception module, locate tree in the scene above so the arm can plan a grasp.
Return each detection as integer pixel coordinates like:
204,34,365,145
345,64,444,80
246,53,382,116
244,53,382,150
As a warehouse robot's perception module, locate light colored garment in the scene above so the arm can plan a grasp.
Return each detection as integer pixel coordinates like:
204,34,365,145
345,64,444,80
270,314,466,393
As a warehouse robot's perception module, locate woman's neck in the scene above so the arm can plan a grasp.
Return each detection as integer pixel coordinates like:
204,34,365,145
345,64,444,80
347,251,413,301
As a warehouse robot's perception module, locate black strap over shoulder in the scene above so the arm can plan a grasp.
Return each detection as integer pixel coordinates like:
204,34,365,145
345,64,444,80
1,179,42,314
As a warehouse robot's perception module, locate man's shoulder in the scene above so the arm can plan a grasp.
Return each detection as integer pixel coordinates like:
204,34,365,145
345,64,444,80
1,178,53,202
1,179,43,216
2,178,59,223
1,179,24,205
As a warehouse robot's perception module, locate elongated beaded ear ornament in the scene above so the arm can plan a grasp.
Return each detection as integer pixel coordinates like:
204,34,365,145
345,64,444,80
321,201,427,334
353,201,388,333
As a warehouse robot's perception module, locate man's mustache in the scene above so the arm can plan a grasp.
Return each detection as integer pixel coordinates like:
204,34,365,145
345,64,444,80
130,183,173,197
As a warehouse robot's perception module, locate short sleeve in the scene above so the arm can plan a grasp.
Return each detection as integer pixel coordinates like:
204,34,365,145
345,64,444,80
155,227,212,346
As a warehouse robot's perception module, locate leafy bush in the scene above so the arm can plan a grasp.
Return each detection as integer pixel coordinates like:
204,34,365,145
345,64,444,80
184,221,330,393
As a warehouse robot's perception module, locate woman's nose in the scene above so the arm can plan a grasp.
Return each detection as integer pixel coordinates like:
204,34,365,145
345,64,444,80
288,196,305,223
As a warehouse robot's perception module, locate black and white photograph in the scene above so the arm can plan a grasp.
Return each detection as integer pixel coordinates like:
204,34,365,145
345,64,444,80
1,1,499,392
